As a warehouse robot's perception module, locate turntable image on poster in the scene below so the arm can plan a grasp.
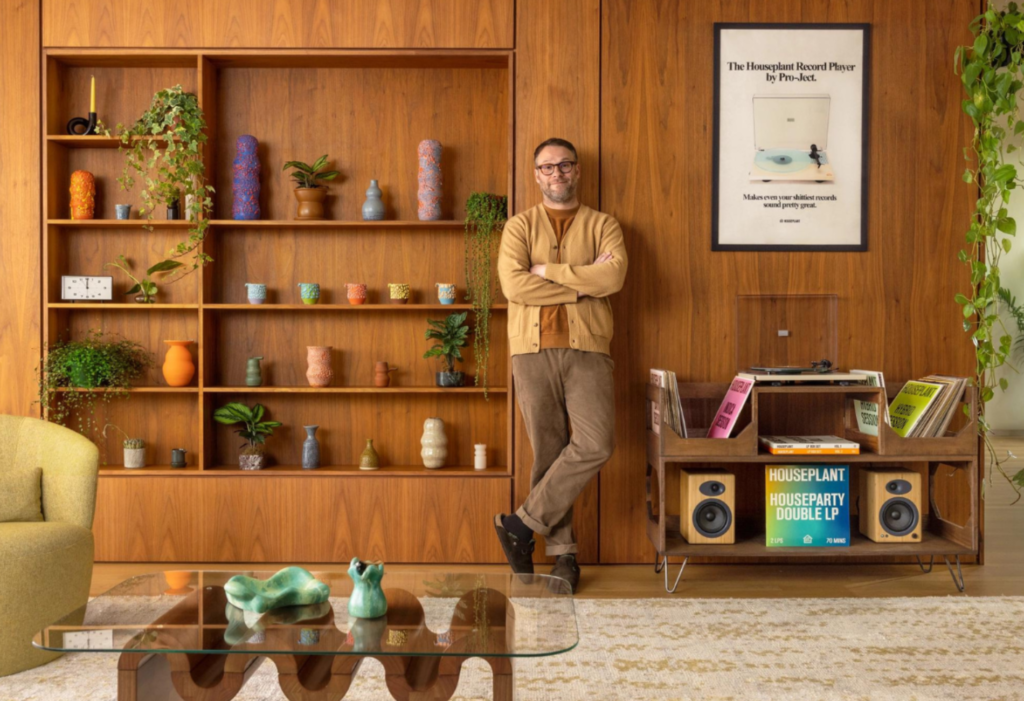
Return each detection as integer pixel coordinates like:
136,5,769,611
712,24,870,251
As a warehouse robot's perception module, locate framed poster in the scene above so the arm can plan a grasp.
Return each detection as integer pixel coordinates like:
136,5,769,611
712,24,871,251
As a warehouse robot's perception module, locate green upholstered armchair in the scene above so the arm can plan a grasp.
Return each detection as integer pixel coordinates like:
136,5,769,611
0,415,98,677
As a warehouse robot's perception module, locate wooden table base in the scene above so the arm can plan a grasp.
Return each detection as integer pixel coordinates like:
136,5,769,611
117,587,517,701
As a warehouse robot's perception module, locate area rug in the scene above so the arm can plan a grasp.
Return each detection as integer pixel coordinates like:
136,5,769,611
2,597,1023,700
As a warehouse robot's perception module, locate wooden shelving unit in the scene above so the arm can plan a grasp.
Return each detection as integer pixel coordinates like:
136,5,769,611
42,49,515,562
646,382,979,591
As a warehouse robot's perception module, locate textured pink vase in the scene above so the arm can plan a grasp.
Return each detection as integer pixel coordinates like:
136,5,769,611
306,346,333,387
417,139,442,221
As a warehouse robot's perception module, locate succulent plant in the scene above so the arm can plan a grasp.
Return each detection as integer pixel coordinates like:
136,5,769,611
123,437,145,449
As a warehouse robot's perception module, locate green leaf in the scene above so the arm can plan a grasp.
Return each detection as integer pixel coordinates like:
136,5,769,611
963,169,974,183
1001,378,1010,392
998,217,1017,236
955,293,970,305
964,62,983,86
982,386,995,403
125,284,141,295
251,403,265,424
964,303,975,319
147,259,184,275
1004,238,1013,253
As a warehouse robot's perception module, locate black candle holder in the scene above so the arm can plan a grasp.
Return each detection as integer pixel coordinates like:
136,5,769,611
66,111,98,136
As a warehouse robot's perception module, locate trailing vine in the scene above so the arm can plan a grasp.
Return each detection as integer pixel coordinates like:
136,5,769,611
956,2,1024,500
36,330,153,441
111,85,214,279
464,193,508,399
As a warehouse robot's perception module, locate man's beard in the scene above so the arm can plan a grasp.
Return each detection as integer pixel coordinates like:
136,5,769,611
542,178,578,204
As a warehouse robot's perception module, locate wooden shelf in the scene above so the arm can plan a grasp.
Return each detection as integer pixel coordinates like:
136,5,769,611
201,465,510,477
48,303,199,310
46,135,178,149
203,304,507,311
55,386,199,393
47,219,192,228
209,219,465,229
754,385,883,394
203,386,506,394
655,516,976,558
100,465,200,476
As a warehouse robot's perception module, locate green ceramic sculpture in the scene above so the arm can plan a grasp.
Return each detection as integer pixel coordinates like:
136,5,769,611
347,557,387,619
224,566,330,614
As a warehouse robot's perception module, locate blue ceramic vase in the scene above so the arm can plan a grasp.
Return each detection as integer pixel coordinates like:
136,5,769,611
347,557,387,619
232,135,261,220
302,425,320,469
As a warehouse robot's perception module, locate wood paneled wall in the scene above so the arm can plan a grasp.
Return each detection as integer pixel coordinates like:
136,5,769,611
514,0,602,563
598,0,978,562
20,0,980,564
43,0,513,48
0,1,41,417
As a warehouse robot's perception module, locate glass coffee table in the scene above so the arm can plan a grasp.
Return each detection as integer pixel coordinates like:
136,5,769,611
34,570,577,701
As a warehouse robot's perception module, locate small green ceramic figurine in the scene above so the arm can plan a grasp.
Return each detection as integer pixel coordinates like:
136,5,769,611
347,557,387,619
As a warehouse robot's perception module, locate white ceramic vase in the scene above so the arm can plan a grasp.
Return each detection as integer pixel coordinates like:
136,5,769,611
124,447,145,469
420,417,447,469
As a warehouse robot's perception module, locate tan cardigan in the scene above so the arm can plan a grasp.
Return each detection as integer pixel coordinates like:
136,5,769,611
498,203,628,356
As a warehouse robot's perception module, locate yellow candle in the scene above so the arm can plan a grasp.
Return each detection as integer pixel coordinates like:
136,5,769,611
90,75,95,113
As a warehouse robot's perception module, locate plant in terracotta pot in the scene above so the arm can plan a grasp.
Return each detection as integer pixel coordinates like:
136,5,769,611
213,402,282,471
424,311,469,388
102,424,146,469
105,254,184,304
37,331,153,439
282,155,340,220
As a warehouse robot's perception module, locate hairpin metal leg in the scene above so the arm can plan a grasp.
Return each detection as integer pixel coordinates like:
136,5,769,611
916,556,934,574
660,556,688,593
654,555,665,574
943,555,965,592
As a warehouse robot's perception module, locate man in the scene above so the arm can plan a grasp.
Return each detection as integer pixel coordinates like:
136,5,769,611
494,137,627,593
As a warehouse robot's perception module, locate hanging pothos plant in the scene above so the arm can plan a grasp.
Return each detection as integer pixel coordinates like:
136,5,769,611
955,2,1024,500
101,85,214,279
464,193,508,399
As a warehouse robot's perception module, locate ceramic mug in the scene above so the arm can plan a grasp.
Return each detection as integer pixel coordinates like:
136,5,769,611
346,283,367,305
245,283,267,304
115,204,132,220
298,283,320,305
388,283,410,305
436,283,456,305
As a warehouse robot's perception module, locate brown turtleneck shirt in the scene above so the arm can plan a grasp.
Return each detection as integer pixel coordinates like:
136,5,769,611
538,203,580,349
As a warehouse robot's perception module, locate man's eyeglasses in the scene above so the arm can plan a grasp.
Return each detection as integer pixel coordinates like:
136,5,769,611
535,161,577,176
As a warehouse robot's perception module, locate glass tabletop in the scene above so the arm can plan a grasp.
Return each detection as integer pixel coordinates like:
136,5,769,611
33,570,578,658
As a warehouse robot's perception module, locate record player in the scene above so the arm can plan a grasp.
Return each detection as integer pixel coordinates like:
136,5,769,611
749,95,835,183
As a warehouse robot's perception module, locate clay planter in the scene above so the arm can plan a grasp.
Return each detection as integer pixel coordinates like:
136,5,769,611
346,283,367,305
374,361,397,387
306,346,334,387
239,452,266,470
294,187,326,220
162,340,196,387
388,283,410,305
124,447,146,469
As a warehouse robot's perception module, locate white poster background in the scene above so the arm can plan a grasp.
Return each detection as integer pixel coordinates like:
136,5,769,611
716,28,866,248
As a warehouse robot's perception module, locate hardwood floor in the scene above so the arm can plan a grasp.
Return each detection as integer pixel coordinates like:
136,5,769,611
91,437,1024,599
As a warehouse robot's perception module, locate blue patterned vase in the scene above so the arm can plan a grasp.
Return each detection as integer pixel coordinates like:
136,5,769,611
232,135,261,220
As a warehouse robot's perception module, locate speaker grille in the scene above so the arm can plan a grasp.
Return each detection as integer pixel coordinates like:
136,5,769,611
692,499,733,538
879,497,919,537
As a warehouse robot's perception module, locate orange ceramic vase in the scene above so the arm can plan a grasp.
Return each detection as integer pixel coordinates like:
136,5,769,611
162,340,196,387
69,170,96,220
306,346,333,387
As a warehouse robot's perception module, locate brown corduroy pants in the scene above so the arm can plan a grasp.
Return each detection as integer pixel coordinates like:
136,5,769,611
512,348,616,556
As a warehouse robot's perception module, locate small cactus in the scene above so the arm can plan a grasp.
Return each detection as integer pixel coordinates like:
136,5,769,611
123,438,145,449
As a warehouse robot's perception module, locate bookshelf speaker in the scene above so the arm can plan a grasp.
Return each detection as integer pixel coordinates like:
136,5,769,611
859,468,922,543
680,469,735,544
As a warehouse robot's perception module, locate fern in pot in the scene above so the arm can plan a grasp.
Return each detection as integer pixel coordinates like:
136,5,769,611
424,312,470,387
213,402,282,470
103,424,146,469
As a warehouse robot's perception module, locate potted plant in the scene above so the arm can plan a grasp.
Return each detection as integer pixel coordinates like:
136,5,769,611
105,85,214,279
103,424,146,468
213,402,282,470
464,193,508,399
105,254,183,304
36,331,153,439
282,155,340,220
424,311,470,387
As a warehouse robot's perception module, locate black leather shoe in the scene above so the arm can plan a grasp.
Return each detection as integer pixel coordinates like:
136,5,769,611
550,554,580,594
493,514,535,574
